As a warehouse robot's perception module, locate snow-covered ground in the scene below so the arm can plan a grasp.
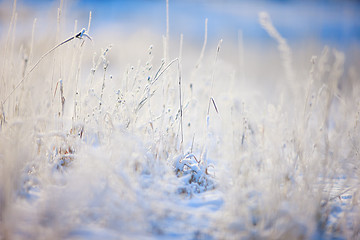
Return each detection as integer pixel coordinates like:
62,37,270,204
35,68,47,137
1,0,360,239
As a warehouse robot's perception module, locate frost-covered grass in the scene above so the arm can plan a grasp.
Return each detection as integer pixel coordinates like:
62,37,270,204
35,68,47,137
1,1,360,240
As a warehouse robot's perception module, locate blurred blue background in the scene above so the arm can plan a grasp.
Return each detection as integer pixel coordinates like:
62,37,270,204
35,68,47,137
77,0,359,47
0,0,359,49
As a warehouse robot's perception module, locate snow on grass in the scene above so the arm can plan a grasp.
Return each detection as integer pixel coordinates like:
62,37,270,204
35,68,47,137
1,1,360,239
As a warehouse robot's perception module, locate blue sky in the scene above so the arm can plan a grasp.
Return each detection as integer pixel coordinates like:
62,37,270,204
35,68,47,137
77,0,360,46
1,0,359,48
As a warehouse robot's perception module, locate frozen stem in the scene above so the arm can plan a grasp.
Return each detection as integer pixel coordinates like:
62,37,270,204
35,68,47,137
2,28,92,104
